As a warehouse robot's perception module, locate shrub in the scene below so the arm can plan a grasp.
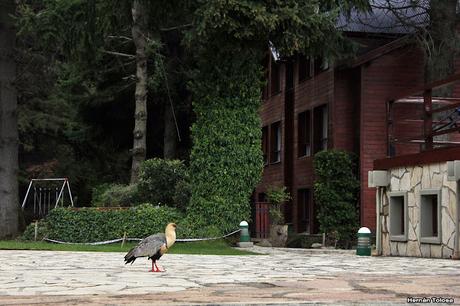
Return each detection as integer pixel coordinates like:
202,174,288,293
266,186,291,225
313,150,359,248
92,183,140,207
138,158,189,210
172,179,191,212
20,221,49,241
23,205,183,242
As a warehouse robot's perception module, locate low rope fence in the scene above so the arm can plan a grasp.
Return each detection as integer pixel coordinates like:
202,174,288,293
43,229,241,245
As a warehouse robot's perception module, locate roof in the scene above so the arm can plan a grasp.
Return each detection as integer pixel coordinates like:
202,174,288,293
337,0,429,34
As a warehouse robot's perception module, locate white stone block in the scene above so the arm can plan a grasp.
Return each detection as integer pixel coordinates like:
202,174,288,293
420,244,430,258
430,244,442,258
431,172,443,188
391,175,400,191
448,189,456,219
410,166,422,189
441,208,455,247
442,246,454,259
421,166,431,189
407,240,421,257
390,241,398,255
382,233,390,256
398,242,407,256
400,170,411,191
407,191,415,207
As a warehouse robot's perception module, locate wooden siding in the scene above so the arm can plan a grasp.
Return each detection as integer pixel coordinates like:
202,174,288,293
254,40,457,234
360,46,425,229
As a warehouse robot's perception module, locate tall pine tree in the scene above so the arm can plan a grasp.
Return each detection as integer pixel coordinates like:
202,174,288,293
0,0,20,238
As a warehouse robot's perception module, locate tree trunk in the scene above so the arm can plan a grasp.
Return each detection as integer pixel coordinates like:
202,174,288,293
0,0,20,239
163,104,177,159
130,0,148,183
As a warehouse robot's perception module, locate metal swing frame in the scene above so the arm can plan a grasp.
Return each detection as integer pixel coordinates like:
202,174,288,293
21,178,74,210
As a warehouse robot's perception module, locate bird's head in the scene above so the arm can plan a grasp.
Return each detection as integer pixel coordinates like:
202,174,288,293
166,222,177,232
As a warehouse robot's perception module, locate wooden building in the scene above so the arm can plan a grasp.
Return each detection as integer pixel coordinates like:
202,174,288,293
251,3,439,238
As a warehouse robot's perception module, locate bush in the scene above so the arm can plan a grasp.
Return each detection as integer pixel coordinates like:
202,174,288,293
22,205,183,242
313,150,359,248
20,221,49,241
138,158,189,210
266,186,291,225
92,183,140,207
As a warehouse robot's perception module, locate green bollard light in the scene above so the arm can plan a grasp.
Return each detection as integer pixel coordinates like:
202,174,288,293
239,221,250,242
356,227,371,256
237,221,253,247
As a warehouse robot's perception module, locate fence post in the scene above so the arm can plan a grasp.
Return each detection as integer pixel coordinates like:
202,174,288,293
34,220,38,241
121,232,127,248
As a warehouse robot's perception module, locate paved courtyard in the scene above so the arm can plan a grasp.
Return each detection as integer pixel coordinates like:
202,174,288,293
0,246,459,305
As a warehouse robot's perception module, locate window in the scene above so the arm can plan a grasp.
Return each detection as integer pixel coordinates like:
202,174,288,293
270,121,281,163
298,189,311,233
298,55,311,83
420,189,441,244
298,110,311,157
389,192,407,241
262,126,269,165
270,59,280,95
313,105,328,153
314,57,329,75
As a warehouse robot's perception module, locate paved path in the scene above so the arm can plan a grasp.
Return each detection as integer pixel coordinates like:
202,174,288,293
0,246,459,305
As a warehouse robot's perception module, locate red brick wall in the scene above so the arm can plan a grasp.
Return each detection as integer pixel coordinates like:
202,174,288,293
360,46,425,230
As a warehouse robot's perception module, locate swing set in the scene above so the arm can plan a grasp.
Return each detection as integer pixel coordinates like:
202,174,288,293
21,178,74,219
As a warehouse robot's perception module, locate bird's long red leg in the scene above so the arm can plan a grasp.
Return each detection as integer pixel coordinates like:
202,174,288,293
154,262,165,272
149,260,158,272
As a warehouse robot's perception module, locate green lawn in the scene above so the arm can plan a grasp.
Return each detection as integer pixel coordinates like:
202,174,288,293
0,239,258,255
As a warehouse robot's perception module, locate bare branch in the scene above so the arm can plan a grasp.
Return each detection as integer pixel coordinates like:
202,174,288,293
102,50,135,58
160,23,193,32
107,35,133,41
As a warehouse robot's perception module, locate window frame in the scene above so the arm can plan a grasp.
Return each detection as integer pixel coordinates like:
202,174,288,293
270,121,281,164
314,57,329,75
298,55,312,83
420,189,442,244
262,126,269,166
313,104,328,153
298,110,311,158
388,191,408,242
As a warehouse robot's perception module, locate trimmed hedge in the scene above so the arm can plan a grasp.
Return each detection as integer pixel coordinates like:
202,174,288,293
22,205,183,242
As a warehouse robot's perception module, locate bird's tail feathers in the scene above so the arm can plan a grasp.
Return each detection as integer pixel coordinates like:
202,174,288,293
124,248,137,265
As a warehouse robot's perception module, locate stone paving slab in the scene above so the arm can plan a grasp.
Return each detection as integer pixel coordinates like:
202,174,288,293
0,247,459,305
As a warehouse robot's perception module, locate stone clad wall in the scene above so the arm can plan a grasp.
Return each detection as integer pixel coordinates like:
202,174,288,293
381,163,458,258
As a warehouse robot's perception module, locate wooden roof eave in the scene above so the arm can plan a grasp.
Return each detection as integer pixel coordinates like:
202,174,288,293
337,35,410,70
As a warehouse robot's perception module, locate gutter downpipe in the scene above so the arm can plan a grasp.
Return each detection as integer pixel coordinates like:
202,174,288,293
454,181,460,259
376,187,382,256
